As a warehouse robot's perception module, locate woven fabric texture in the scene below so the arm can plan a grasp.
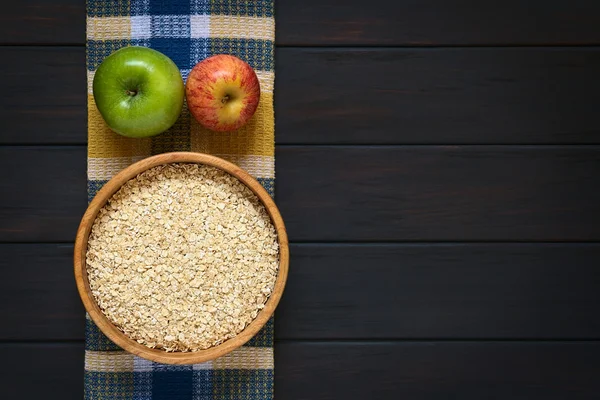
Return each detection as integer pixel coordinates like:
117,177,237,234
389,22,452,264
85,1,275,398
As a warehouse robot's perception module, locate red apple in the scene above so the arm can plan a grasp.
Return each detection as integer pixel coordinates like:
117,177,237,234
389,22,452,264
186,55,260,132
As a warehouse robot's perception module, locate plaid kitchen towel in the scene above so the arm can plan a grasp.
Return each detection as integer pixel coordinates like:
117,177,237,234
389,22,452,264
85,1,275,399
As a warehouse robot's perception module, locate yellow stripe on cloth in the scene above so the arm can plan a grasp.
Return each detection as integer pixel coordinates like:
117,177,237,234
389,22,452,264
88,95,152,159
209,154,274,178
213,347,274,369
85,351,134,372
88,156,148,180
208,16,275,41
191,92,274,157
84,348,272,371
87,16,131,40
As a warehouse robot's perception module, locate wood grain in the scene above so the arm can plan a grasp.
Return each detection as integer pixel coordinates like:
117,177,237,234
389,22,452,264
3,243,600,341
74,152,289,364
277,244,600,339
276,342,600,399
0,146,86,242
276,0,600,46
3,342,600,399
0,47,86,144
1,0,84,44
277,48,600,144
3,47,600,145
0,244,84,340
277,145,600,241
4,0,600,45
2,146,600,242
0,344,83,400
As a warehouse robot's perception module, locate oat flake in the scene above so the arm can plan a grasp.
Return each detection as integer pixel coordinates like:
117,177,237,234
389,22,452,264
86,163,279,352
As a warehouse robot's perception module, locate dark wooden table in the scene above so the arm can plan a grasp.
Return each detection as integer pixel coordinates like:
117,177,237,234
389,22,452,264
2,1,600,398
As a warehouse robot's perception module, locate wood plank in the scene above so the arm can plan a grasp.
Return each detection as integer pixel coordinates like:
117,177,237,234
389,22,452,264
2,145,600,242
0,146,86,242
0,47,86,144
3,342,600,399
3,1,600,46
3,47,600,145
276,342,600,399
3,243,600,340
0,343,83,399
277,244,600,339
1,1,84,44
276,145,600,241
277,0,600,46
0,244,84,340
277,48,600,144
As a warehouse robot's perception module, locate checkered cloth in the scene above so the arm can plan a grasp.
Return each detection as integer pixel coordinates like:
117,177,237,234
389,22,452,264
85,1,275,398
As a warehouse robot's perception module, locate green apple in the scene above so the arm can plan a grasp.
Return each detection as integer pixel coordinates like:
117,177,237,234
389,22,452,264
93,46,184,138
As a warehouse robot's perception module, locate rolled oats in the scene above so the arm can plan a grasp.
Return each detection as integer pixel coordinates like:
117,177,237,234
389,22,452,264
86,163,279,352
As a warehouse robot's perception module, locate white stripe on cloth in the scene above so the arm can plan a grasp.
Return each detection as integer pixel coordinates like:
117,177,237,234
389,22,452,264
84,347,272,371
211,154,275,179
131,15,152,39
88,156,147,181
190,15,210,39
88,15,274,41
88,154,274,181
192,360,214,370
85,351,134,372
255,71,275,94
150,15,191,38
133,356,154,372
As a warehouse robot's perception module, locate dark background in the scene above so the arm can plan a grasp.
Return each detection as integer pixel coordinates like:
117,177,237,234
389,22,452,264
2,1,600,398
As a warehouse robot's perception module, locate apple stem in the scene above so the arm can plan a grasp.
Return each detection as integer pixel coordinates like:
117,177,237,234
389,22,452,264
126,89,138,97
221,95,230,104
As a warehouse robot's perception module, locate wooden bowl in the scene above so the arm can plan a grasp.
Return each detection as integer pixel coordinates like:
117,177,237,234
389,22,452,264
74,152,289,364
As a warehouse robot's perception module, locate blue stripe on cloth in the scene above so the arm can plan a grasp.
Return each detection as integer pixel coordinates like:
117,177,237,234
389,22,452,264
150,0,191,15
245,317,273,347
209,0,274,17
87,40,151,71
153,363,193,372
153,365,194,400
190,0,210,14
256,178,274,198
208,38,274,71
212,369,273,399
193,369,213,400
133,371,153,400
191,38,210,71
85,316,122,351
88,180,109,203
88,0,130,17
88,38,273,72
131,0,150,15
85,371,134,399
149,38,193,69
150,107,192,154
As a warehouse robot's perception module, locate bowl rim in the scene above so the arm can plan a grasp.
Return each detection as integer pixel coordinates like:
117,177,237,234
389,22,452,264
74,151,289,364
